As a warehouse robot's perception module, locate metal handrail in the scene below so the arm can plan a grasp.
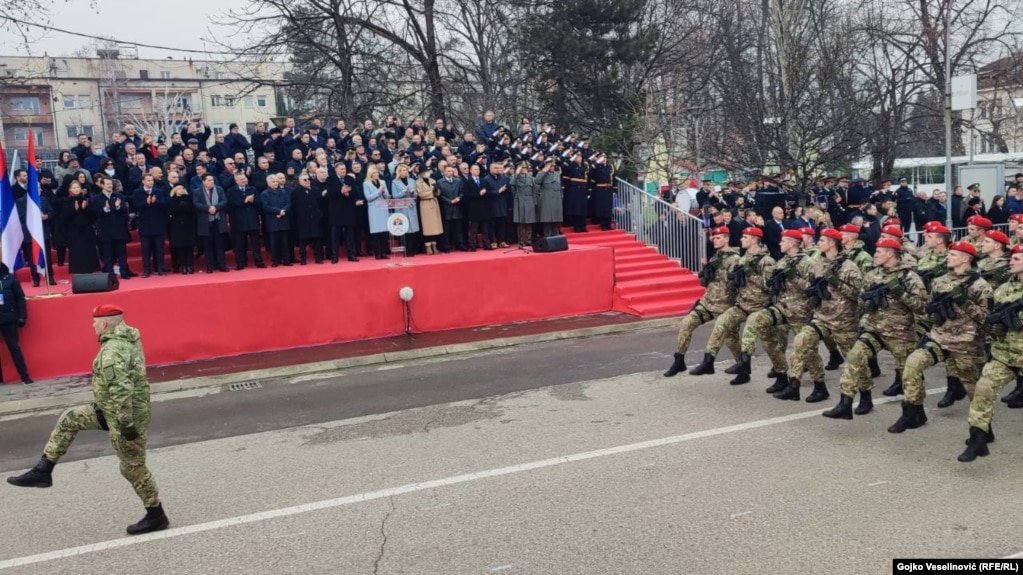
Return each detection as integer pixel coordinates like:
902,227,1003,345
614,178,707,272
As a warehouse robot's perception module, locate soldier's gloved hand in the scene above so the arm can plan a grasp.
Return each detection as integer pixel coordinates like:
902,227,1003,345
952,290,970,306
120,426,139,441
824,270,840,286
890,284,906,298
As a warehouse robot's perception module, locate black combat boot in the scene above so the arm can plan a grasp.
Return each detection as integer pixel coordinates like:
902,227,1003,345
688,353,716,376
663,353,687,377
773,378,800,401
724,353,749,375
888,403,927,433
882,373,903,397
6,455,55,488
766,367,779,378
805,381,830,403
825,350,844,371
765,374,789,394
868,357,881,378
964,424,994,445
1001,376,1023,404
127,503,170,535
854,390,874,415
936,377,967,408
957,427,990,462
822,394,854,419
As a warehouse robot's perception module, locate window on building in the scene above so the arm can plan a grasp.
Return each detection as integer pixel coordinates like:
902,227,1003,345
246,123,258,134
224,96,236,107
65,125,95,139
9,97,41,114
243,95,253,108
139,70,150,80
176,95,191,111
63,95,76,109
13,127,44,144
256,95,267,107
160,71,171,79
210,95,223,107
117,95,144,110
82,125,94,138
212,124,225,135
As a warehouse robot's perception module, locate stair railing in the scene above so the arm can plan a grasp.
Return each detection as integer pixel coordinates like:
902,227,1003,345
614,178,707,273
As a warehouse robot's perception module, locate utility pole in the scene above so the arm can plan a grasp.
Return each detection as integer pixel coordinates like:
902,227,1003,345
944,0,953,228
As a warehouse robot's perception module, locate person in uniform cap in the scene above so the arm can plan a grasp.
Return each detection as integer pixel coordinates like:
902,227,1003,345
964,215,991,253
7,304,169,535
978,230,1011,290
960,243,1023,461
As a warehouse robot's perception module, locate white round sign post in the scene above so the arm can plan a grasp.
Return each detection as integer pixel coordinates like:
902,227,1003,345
387,213,411,264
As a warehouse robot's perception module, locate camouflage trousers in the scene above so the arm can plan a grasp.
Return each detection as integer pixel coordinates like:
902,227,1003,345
838,330,915,398
967,360,1019,432
44,404,160,507
902,340,984,406
740,307,804,374
788,320,857,383
705,306,747,359
676,303,739,359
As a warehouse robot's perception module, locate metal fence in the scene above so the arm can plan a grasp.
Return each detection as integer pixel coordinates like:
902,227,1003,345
614,178,707,272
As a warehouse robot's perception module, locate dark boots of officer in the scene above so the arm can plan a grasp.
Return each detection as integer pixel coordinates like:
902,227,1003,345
958,427,990,462
937,376,967,408
127,504,170,535
6,455,55,488
727,353,752,385
774,378,801,401
1002,375,1023,407
805,381,829,403
765,374,788,394
825,349,844,371
854,390,873,415
689,353,716,376
868,357,881,378
822,394,854,419
882,373,904,397
888,402,927,433
663,353,686,377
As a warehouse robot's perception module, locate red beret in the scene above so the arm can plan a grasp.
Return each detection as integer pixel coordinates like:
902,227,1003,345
800,227,815,236
886,218,902,226
881,226,903,238
926,223,951,235
967,215,992,229
710,226,730,237
922,221,941,231
820,228,843,241
875,238,902,251
838,224,861,234
949,241,978,258
781,229,802,240
743,227,764,238
985,230,1010,245
1013,244,1023,254
92,304,124,318
1010,214,1023,224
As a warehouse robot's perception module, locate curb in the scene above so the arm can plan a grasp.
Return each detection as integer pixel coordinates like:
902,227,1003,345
0,317,678,417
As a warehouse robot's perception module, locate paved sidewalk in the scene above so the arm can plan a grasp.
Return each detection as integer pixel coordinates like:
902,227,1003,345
0,312,676,415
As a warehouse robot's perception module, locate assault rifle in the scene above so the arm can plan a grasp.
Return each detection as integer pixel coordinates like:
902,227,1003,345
986,299,1023,338
727,265,747,288
860,283,891,314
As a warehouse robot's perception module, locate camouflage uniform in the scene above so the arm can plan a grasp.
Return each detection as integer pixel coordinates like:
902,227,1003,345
802,246,843,358
968,276,1023,432
838,263,927,398
44,322,159,507
706,250,776,355
964,235,985,255
788,254,863,382
740,250,818,375
675,247,740,355
902,270,993,405
846,240,875,274
978,254,1011,291
914,248,949,337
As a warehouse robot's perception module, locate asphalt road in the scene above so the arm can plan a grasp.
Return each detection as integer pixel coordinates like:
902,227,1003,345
2,323,1021,575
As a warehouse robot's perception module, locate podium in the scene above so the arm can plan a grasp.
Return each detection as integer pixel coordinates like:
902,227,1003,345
383,198,416,261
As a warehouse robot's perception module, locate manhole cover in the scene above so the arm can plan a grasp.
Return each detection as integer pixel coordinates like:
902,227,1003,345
228,382,263,391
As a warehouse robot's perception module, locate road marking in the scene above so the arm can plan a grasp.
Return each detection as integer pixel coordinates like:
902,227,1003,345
0,387,947,570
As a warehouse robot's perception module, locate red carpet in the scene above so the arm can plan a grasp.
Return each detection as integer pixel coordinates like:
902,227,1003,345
6,245,614,382
560,226,704,318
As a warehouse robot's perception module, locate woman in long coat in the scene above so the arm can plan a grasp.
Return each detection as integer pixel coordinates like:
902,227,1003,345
61,179,100,274
167,184,197,274
535,158,563,237
510,161,538,246
363,166,393,260
389,164,421,256
416,173,444,254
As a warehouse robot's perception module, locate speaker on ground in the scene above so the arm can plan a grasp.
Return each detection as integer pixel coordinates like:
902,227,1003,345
71,273,120,294
533,235,569,253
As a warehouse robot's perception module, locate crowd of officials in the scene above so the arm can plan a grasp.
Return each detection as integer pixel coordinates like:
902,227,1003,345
15,112,616,282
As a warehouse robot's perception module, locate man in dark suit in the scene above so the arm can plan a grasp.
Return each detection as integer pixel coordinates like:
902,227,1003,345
91,176,134,278
193,174,229,273
227,172,265,270
762,205,787,260
132,174,168,277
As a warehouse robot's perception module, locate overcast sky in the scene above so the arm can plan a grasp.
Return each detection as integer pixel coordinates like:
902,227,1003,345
0,0,254,60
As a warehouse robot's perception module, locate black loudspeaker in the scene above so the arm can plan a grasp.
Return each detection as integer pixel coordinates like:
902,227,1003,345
754,192,787,220
72,273,120,294
533,235,569,253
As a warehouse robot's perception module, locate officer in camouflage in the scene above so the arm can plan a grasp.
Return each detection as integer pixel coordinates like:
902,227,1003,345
959,244,1023,461
1001,216,1023,405
664,227,740,376
898,242,992,427
691,226,775,379
977,230,1011,290
963,215,991,255
7,304,170,536
776,228,863,403
823,239,926,421
838,223,882,379
797,226,847,374
880,226,916,266
732,229,818,389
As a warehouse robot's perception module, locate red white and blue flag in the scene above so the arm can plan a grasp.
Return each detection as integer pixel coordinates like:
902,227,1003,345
0,137,47,273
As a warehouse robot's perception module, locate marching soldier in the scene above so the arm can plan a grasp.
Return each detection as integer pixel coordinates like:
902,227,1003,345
963,215,991,255
732,229,818,390
838,223,881,378
879,225,917,266
977,230,1011,290
822,239,927,421
959,244,1023,461
664,227,740,376
7,305,169,535
690,227,775,379
777,228,862,402
896,242,992,430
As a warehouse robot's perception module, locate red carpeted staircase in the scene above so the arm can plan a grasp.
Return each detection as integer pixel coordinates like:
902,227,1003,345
560,225,704,318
